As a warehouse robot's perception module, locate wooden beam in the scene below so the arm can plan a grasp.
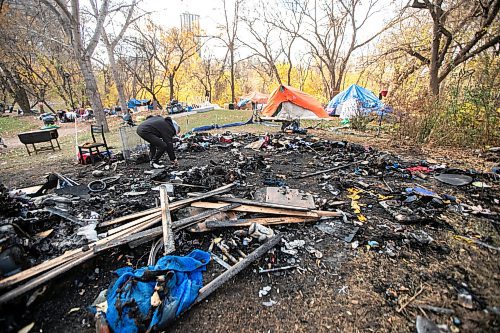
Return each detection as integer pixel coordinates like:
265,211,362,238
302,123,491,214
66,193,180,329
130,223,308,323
190,216,319,233
98,207,161,228
95,204,242,252
191,202,342,218
207,196,310,211
98,183,235,229
0,251,96,304
106,211,161,236
160,185,175,255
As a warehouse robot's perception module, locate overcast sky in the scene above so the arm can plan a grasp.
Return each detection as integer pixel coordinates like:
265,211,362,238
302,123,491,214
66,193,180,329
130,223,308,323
137,0,402,60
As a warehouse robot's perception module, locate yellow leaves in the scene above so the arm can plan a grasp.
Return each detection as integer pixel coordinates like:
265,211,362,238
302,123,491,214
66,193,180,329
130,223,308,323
347,188,366,222
357,214,367,222
351,200,361,214
377,194,393,201
346,188,392,223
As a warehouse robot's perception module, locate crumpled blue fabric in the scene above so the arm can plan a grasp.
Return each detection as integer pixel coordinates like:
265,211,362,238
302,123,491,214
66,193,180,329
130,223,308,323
105,249,210,333
405,187,438,197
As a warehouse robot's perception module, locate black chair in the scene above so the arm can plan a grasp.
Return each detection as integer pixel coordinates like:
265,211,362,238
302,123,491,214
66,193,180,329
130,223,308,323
78,125,110,165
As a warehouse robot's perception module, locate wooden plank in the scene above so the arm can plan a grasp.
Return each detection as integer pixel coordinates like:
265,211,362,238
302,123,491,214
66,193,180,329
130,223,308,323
0,216,161,303
98,204,242,251
209,195,310,211
0,251,95,305
106,211,161,236
160,185,175,255
98,183,235,228
190,216,319,233
98,207,161,228
190,202,342,218
173,204,241,229
95,226,162,253
0,212,159,290
191,234,282,306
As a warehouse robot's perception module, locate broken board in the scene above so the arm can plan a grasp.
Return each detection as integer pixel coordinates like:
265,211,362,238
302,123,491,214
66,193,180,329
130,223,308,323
254,187,315,209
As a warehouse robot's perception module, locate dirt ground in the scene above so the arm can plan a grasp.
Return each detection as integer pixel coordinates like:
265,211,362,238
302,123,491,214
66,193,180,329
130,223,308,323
0,119,499,333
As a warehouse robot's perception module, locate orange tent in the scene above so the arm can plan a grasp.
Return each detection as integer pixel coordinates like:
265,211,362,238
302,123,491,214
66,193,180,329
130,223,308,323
262,85,329,119
241,91,269,104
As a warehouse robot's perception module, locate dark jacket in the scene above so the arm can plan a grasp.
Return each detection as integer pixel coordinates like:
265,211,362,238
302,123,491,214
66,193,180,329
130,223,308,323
137,116,177,160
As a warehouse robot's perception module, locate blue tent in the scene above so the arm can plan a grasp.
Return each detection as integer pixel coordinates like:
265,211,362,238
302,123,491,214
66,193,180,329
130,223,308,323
127,98,151,109
326,84,383,116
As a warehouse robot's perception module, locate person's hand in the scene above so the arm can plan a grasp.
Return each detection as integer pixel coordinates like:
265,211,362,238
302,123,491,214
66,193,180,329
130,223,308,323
171,159,179,167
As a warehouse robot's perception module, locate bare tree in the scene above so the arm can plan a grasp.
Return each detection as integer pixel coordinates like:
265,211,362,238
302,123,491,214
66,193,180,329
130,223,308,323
39,0,110,130
132,21,200,104
191,53,226,103
99,0,141,114
239,0,301,87
0,1,84,113
217,0,242,104
408,0,499,95
270,0,401,99
0,62,31,113
124,33,168,109
240,1,284,85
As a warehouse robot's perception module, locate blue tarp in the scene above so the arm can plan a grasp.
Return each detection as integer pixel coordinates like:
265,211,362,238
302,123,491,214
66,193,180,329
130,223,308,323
326,84,384,116
105,250,210,333
237,98,251,108
127,99,151,109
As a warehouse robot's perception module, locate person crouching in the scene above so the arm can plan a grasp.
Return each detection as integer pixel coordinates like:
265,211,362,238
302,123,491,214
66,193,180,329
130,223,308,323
137,115,180,169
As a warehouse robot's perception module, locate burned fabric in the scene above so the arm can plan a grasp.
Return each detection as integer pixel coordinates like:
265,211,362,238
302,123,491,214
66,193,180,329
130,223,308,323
105,249,210,333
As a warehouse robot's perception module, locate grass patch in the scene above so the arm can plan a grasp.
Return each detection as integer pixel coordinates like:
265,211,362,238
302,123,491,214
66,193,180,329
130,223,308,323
0,116,39,136
175,109,254,133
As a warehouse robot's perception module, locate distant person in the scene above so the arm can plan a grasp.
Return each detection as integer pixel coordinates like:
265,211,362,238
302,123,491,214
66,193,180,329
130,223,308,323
65,111,77,122
136,116,180,169
0,137,7,151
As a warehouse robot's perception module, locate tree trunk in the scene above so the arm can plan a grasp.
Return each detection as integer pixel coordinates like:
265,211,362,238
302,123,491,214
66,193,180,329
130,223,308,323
105,44,129,114
168,75,175,102
78,55,109,131
2,67,32,114
14,86,31,114
230,45,235,104
429,13,442,96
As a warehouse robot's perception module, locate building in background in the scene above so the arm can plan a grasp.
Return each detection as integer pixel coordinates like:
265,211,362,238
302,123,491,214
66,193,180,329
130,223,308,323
180,12,201,55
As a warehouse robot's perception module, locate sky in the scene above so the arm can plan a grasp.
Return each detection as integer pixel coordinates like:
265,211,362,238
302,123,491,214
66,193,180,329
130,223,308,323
136,0,402,60
141,0,221,33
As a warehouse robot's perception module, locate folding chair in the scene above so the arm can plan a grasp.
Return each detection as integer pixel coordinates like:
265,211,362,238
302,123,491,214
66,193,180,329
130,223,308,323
78,125,110,165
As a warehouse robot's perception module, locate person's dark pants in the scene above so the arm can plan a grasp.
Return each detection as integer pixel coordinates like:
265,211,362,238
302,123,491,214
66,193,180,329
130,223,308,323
137,131,168,163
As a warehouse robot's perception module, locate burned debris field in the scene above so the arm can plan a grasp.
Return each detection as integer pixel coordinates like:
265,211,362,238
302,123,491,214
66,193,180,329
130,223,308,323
0,131,498,333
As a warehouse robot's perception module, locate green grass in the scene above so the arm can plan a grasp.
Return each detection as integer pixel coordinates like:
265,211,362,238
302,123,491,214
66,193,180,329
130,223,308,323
174,109,341,135
0,116,39,136
175,109,255,134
